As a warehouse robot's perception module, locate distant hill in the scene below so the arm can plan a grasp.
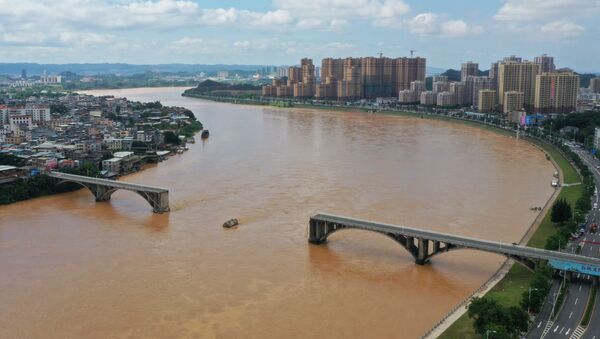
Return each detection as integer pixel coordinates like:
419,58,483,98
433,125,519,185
577,73,597,88
441,69,461,82
0,63,271,77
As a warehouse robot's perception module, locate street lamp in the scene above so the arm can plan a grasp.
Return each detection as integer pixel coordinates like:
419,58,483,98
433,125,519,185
486,329,497,339
528,287,539,314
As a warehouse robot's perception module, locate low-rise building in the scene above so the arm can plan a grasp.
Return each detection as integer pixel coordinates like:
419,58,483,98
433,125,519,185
102,158,121,176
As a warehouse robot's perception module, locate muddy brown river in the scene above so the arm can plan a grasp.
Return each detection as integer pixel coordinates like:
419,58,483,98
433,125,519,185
0,87,555,338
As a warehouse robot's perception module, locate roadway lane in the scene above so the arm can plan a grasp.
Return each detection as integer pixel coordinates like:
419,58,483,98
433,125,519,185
528,281,562,338
535,145,600,338
543,279,592,338
581,288,600,339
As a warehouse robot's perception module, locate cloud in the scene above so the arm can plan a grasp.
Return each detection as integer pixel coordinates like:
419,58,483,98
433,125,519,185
172,37,204,46
540,20,585,38
274,0,409,28
406,13,482,37
233,41,251,49
326,42,356,49
494,0,600,22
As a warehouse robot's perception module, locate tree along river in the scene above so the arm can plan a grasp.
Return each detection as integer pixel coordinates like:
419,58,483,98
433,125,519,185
0,87,555,338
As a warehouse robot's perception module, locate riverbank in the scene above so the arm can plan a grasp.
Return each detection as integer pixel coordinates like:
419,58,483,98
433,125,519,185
188,92,579,338
436,143,582,338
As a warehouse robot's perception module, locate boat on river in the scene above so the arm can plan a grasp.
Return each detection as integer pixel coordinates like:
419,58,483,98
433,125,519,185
201,130,210,139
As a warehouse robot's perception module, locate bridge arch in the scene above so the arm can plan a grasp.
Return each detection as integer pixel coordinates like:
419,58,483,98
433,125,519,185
310,218,537,269
320,226,420,261
50,173,169,213
55,179,98,197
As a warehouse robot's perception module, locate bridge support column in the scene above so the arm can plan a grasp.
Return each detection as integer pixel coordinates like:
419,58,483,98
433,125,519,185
565,271,573,282
593,276,600,286
148,191,170,213
416,238,430,265
94,185,111,202
432,241,440,254
309,219,325,244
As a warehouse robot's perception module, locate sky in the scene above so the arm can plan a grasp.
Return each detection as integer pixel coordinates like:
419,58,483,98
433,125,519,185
0,0,599,72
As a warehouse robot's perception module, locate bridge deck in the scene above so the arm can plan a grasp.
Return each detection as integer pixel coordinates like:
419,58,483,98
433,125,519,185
312,213,600,268
48,172,168,193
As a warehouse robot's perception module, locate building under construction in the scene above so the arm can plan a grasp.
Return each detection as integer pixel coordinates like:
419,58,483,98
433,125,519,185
262,55,426,101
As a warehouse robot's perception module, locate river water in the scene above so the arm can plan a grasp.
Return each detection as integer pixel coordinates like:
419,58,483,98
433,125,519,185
0,87,555,338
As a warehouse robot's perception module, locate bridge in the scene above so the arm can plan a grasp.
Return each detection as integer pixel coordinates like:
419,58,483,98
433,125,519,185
309,214,600,279
48,172,170,213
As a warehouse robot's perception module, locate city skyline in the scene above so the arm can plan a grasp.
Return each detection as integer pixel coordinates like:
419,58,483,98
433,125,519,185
0,0,599,72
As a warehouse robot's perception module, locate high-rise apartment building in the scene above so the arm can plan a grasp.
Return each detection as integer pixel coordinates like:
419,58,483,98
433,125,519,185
503,55,523,63
398,90,416,103
450,82,466,106
420,91,436,105
410,80,426,95
287,66,302,84
398,80,426,103
503,91,524,113
432,81,450,93
590,77,600,93
432,75,448,83
534,54,556,73
263,55,425,101
392,57,426,93
534,71,579,114
437,92,455,107
465,76,495,105
461,62,479,81
361,56,393,98
489,62,499,80
498,61,540,112
477,89,497,112
321,58,345,83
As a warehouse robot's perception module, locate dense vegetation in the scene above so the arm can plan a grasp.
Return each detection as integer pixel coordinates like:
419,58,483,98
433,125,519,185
467,264,553,338
545,111,600,145
550,198,572,223
0,162,100,205
0,154,27,167
183,80,261,99
188,79,260,93
468,297,529,338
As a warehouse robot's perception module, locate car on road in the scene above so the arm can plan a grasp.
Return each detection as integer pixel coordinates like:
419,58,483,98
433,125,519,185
594,203,598,209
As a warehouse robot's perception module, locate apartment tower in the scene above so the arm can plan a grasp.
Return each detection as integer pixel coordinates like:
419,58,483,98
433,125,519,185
461,62,479,81
534,71,579,114
498,61,540,112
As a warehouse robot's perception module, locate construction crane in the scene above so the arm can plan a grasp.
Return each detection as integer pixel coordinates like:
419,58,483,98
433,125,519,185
410,49,416,57
378,51,383,58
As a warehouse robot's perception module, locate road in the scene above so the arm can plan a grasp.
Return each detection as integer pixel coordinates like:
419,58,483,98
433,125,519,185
573,146,600,339
528,144,600,339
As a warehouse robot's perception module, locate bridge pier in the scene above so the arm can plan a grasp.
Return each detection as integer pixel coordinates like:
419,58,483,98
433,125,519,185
145,191,170,213
433,241,440,254
308,219,324,244
94,185,111,202
565,271,573,282
416,238,430,265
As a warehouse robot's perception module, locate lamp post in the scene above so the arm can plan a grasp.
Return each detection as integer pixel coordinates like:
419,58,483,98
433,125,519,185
528,287,539,314
486,329,497,339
